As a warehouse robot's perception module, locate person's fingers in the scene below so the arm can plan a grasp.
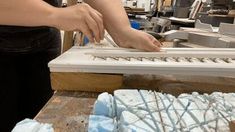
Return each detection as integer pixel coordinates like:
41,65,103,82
92,8,103,18
85,16,100,43
133,38,160,52
152,38,162,48
79,23,95,43
143,42,161,52
147,34,162,47
154,39,163,47
89,9,104,40
147,34,161,51
93,10,104,39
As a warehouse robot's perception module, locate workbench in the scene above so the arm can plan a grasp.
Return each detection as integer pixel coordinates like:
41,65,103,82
35,74,235,131
35,91,99,132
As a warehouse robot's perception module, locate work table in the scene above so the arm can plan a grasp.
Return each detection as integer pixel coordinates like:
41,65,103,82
34,74,235,131
35,91,99,132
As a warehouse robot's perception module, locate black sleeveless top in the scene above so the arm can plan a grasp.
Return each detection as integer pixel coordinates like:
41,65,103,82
0,0,61,53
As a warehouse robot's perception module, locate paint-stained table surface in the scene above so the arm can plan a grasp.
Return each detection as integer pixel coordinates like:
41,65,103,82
34,74,235,132
34,91,99,132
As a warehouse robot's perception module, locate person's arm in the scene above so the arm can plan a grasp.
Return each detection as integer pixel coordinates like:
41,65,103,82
0,0,104,42
0,0,56,27
85,0,162,51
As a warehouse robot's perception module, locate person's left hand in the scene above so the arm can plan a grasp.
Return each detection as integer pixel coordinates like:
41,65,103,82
113,28,162,52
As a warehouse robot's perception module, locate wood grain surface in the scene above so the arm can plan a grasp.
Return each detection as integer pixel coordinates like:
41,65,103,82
51,72,123,93
51,72,235,95
123,74,235,96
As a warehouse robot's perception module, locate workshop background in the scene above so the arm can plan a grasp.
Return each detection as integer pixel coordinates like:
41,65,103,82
10,0,235,132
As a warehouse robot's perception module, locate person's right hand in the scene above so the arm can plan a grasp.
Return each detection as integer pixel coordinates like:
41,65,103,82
112,28,162,52
51,3,104,43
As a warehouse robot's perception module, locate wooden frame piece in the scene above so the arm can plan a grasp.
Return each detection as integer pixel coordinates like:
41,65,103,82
51,72,123,92
49,47,235,78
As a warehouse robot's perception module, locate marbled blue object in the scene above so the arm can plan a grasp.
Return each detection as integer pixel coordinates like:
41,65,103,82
88,115,116,132
89,90,235,132
93,92,115,118
11,118,54,132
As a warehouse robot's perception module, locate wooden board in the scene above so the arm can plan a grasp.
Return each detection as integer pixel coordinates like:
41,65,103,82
123,75,235,96
51,72,123,92
51,72,235,95
49,47,235,78
35,91,99,132
230,121,235,132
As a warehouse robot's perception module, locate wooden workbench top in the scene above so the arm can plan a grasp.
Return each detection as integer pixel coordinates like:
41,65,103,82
35,74,235,131
34,91,99,132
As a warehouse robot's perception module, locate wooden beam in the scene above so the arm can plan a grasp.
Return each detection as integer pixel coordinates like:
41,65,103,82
123,74,235,96
230,121,235,132
51,72,123,93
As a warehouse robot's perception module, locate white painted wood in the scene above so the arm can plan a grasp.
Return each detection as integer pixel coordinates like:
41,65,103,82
189,0,202,19
195,20,214,32
163,30,189,41
168,17,195,23
188,32,221,47
49,47,235,78
180,27,212,33
219,23,235,36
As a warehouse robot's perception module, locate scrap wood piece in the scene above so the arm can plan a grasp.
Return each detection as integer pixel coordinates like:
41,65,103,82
230,121,235,132
51,72,123,92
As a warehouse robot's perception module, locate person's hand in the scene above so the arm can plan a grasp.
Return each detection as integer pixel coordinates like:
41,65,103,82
113,28,162,52
51,3,104,43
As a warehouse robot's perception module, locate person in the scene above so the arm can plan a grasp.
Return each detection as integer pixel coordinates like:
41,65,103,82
0,0,162,131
